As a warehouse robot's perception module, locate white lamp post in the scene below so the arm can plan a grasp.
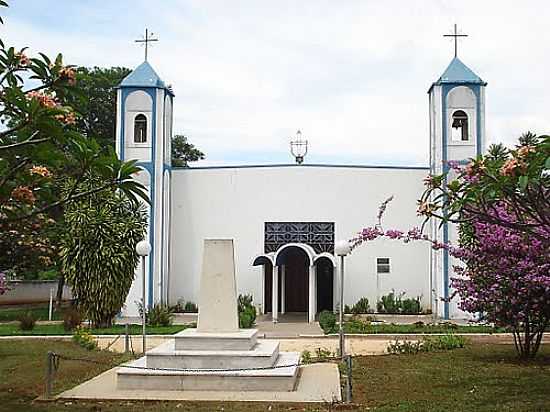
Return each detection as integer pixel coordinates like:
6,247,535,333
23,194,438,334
136,239,151,354
335,239,352,360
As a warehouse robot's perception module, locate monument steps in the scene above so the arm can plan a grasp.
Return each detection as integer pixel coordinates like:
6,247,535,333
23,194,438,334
116,240,301,392
117,351,300,391
174,328,258,351
145,339,280,369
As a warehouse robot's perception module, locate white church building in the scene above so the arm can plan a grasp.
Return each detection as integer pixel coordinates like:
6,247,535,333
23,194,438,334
116,52,486,322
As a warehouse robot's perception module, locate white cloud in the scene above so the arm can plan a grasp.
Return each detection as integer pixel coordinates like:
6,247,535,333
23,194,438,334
2,0,549,165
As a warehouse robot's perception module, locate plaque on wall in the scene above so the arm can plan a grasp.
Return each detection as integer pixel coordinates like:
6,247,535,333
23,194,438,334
264,222,335,254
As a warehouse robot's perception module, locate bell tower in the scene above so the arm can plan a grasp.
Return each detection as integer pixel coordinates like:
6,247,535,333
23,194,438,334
115,59,174,316
428,27,487,319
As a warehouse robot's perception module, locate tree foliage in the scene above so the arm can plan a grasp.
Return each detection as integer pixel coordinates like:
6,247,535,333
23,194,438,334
0,2,147,226
60,184,147,328
0,2,146,283
171,134,205,167
418,132,549,245
64,66,131,149
452,206,549,359
353,132,550,358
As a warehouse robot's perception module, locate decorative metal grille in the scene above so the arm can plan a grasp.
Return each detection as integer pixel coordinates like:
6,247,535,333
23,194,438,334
264,222,335,254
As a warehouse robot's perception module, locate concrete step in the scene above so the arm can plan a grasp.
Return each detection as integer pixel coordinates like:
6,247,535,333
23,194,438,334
174,328,257,351
145,340,279,369
117,352,300,392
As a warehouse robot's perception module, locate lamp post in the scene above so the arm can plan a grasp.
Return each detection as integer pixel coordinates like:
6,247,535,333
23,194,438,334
335,239,351,360
290,130,308,164
136,240,151,354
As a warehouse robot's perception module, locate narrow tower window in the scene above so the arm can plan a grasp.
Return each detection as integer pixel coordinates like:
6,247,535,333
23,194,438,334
134,114,147,143
451,110,468,141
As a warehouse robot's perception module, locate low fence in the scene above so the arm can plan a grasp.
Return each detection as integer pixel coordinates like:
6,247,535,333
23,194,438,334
0,280,72,305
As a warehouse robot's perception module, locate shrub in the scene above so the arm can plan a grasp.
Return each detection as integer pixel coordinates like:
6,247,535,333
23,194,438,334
73,327,97,351
170,298,186,313
401,297,422,314
301,350,312,364
315,347,334,360
423,334,467,351
387,334,466,355
387,339,423,354
378,291,404,314
147,304,174,327
239,307,256,328
238,294,256,328
319,310,337,333
63,307,82,331
18,311,36,331
60,186,147,328
344,304,352,314
184,301,198,313
351,297,371,314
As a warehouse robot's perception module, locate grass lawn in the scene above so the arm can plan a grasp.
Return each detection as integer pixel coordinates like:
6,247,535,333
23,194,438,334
0,323,188,336
0,339,548,411
0,304,67,322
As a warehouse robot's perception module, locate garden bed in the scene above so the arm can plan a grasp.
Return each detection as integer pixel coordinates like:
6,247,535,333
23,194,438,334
0,323,189,336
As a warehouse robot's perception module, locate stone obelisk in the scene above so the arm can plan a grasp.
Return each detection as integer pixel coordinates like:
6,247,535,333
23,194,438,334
197,239,239,333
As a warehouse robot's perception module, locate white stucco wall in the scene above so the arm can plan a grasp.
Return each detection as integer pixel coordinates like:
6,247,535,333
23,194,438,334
169,165,432,313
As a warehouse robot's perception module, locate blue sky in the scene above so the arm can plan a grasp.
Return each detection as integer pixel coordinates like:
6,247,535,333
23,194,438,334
1,1,549,166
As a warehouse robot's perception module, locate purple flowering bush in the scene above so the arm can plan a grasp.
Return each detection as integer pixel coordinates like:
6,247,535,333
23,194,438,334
353,133,549,358
452,206,549,359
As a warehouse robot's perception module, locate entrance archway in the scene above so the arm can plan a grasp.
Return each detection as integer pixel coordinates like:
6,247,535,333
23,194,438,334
256,243,335,323
276,246,309,312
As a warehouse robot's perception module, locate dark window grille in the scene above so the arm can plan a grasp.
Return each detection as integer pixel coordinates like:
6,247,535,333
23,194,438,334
264,222,334,254
377,257,391,274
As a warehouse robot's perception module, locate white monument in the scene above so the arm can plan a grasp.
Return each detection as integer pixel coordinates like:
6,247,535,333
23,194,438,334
117,239,300,391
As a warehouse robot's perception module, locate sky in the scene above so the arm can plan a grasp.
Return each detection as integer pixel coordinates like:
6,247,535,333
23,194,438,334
1,1,548,166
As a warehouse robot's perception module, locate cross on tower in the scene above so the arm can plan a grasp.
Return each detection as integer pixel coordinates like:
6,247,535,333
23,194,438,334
135,28,159,61
443,24,468,58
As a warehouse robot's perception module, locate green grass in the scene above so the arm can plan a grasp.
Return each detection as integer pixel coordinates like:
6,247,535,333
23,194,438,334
0,339,548,411
332,319,506,334
353,343,550,411
0,304,67,322
0,323,189,336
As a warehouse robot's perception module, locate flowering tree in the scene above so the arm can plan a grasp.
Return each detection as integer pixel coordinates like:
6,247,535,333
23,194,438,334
0,1,147,227
353,133,549,359
0,1,147,284
418,132,549,245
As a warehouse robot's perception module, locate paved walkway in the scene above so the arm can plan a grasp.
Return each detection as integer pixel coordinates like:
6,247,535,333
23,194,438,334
116,312,324,338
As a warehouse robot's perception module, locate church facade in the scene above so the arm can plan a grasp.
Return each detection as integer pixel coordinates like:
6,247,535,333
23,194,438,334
116,55,486,321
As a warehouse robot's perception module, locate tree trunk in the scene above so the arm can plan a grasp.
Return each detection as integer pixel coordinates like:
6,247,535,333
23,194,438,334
55,274,65,310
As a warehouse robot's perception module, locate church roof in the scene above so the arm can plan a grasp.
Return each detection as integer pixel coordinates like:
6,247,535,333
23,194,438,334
120,61,169,90
434,57,486,85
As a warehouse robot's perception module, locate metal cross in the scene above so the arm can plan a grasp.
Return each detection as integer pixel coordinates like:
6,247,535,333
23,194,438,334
135,28,158,61
443,24,468,58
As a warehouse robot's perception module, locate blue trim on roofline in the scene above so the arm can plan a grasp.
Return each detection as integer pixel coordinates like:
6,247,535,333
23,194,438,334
172,163,430,171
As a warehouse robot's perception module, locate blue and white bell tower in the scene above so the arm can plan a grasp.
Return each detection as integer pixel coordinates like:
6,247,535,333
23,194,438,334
116,61,174,316
428,47,487,319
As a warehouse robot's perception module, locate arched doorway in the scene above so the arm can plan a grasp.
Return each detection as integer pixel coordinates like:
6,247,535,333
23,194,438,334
254,243,334,323
277,246,309,312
